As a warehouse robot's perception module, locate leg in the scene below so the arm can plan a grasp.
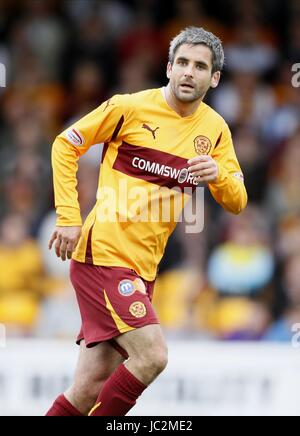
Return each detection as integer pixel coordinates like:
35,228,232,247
115,324,168,386
46,340,124,416
67,261,164,416
89,324,168,416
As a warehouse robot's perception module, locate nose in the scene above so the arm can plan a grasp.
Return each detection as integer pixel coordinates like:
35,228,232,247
184,65,194,78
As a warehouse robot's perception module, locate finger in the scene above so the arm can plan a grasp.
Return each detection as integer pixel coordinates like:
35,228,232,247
65,236,80,260
188,155,211,165
60,239,68,261
192,167,216,177
195,173,217,183
193,168,215,178
66,241,75,259
188,162,214,172
54,236,62,258
188,166,216,178
48,231,58,250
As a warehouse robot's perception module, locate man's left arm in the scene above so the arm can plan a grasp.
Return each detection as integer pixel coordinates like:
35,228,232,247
188,124,247,214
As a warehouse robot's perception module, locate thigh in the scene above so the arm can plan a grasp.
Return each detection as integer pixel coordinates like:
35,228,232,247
114,324,167,357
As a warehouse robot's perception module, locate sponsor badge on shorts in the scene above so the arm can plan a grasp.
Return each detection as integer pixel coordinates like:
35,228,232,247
118,280,135,296
65,128,85,146
129,302,147,318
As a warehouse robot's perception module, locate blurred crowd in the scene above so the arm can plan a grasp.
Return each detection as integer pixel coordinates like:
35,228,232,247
0,0,299,342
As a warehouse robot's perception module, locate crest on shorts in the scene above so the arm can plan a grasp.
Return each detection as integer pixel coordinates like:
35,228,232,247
118,280,135,296
129,302,147,318
194,135,212,155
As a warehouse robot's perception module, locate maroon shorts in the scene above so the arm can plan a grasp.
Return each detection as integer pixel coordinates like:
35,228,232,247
70,260,159,354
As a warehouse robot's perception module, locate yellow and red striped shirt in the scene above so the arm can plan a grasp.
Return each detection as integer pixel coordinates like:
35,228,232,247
52,88,247,281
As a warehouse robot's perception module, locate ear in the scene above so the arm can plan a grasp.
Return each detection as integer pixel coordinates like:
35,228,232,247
210,71,221,89
166,62,172,80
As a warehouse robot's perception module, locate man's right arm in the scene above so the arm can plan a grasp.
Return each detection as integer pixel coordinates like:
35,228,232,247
50,95,127,260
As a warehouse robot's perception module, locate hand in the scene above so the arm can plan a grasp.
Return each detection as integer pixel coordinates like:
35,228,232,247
187,155,219,184
48,226,82,261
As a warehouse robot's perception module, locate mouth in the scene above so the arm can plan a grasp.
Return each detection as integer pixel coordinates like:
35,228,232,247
179,83,194,91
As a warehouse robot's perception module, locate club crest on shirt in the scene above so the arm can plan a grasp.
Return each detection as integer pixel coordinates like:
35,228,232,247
194,135,212,155
66,128,85,146
129,301,147,318
118,278,147,297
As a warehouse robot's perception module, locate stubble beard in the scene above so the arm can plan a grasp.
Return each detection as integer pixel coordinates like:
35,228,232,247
174,83,205,103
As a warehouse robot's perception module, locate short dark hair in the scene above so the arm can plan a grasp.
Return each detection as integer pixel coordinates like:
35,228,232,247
169,27,225,74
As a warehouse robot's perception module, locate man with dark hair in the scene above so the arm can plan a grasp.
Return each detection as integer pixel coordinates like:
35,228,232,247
47,27,247,416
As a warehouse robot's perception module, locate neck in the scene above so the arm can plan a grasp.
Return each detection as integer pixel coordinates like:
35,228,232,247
164,83,203,117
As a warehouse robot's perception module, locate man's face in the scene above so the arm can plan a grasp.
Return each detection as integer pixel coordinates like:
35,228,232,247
167,44,220,102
